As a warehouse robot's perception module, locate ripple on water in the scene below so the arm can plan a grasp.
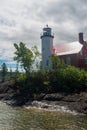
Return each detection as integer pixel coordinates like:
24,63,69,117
0,101,87,130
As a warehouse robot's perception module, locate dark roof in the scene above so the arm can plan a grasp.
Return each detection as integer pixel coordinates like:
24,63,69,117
53,41,83,56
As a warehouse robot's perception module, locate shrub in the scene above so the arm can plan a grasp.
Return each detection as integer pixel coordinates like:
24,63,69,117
49,66,87,93
14,65,87,95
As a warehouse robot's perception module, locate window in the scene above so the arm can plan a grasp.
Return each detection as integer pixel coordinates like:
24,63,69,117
42,48,45,51
80,50,82,55
46,60,49,66
85,58,87,64
66,57,71,65
85,50,87,57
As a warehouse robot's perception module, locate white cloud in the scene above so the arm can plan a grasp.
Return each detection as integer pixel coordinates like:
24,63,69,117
0,0,87,61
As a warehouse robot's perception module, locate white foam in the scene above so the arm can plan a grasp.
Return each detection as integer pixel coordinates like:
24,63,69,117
24,100,79,115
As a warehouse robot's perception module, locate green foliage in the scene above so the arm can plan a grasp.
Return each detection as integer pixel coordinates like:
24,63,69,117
63,66,87,92
17,73,26,83
13,43,87,94
13,64,20,80
14,43,40,74
14,65,87,95
50,54,65,70
14,42,34,73
14,73,26,93
14,70,50,95
31,46,41,61
49,66,87,93
1,63,8,82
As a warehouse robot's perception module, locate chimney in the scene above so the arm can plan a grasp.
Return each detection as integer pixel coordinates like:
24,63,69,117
79,32,84,44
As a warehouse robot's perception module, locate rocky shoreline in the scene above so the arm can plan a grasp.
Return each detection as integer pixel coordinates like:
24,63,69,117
0,80,87,115
0,92,87,115
24,93,87,115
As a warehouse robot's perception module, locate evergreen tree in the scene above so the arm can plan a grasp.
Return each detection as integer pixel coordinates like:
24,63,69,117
1,63,8,82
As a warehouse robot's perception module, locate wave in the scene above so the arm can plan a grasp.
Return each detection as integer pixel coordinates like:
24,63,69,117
24,100,79,115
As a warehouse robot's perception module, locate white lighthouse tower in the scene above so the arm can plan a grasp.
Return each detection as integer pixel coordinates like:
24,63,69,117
41,25,54,70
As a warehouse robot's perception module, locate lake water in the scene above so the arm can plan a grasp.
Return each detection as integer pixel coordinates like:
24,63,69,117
0,101,87,130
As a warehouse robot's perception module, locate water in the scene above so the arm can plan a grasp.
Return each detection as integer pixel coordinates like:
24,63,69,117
0,101,87,130
0,59,23,72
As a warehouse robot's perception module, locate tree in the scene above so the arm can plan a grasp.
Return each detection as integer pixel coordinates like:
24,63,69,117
10,66,12,78
14,42,40,75
50,54,65,70
31,46,40,61
31,46,41,70
14,64,19,79
1,63,8,82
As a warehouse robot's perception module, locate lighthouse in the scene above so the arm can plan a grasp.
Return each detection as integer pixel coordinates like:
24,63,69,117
41,25,54,70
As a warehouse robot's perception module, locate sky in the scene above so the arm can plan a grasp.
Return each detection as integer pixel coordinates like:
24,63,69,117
0,0,87,69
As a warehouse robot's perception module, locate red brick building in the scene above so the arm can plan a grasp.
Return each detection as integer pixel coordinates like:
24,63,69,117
53,33,87,70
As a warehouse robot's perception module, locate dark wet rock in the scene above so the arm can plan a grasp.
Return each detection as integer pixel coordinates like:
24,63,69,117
0,94,8,99
0,80,87,115
25,101,32,106
0,80,14,90
33,93,46,100
43,93,64,101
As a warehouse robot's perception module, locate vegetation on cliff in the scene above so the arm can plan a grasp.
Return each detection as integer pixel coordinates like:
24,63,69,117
12,43,87,96
0,42,87,114
0,42,87,97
